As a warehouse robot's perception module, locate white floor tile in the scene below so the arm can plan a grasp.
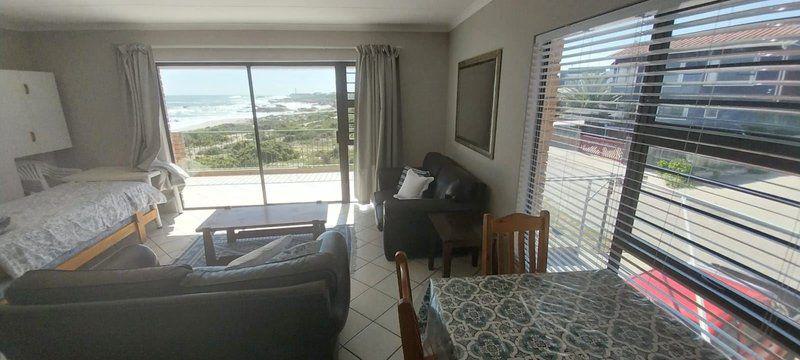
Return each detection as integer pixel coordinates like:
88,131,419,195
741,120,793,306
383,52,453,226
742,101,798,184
352,262,392,286
375,307,400,336
371,257,397,272
339,347,361,360
350,288,395,320
355,244,384,262
407,259,436,284
350,278,369,299
339,310,371,343
388,348,404,360
352,256,370,272
372,273,400,298
345,322,401,360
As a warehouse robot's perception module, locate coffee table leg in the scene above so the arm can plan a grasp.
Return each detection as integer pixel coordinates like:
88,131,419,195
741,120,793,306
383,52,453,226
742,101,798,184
226,229,236,243
203,230,218,266
443,243,453,278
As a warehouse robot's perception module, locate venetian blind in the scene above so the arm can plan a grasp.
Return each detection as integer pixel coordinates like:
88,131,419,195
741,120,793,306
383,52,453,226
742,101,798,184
518,0,800,358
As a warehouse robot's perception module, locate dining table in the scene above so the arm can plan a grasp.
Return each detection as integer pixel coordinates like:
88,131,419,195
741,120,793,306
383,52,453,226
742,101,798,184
423,269,728,359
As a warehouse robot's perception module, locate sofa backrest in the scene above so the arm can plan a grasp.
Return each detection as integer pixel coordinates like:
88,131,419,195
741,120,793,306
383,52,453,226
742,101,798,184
422,152,450,177
5,265,192,305
422,152,487,206
0,281,337,359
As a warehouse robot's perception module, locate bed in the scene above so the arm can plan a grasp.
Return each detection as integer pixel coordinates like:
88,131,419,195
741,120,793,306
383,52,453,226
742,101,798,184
0,181,166,278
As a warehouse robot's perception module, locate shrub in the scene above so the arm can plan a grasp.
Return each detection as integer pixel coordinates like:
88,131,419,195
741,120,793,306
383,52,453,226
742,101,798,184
657,158,693,189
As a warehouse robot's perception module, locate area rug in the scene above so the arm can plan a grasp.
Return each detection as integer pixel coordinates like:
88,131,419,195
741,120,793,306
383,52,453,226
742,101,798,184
172,224,354,269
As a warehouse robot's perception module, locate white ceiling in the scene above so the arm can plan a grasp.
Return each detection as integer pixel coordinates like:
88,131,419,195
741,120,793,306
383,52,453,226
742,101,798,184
0,0,492,32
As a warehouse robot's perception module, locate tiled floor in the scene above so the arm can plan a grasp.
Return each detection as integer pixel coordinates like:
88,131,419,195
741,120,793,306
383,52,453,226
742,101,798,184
144,203,480,360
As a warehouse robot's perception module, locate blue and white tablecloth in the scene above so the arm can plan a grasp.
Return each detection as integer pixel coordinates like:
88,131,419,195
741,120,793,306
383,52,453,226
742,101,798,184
425,269,727,359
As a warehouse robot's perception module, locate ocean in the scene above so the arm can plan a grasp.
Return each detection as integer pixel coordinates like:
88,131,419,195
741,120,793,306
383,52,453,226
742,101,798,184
164,94,335,131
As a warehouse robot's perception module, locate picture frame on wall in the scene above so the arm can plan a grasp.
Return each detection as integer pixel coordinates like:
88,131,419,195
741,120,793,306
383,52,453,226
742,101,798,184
455,49,502,159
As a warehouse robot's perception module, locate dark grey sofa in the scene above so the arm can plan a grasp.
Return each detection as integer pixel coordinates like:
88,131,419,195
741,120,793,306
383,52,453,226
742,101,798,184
372,152,487,260
0,231,350,360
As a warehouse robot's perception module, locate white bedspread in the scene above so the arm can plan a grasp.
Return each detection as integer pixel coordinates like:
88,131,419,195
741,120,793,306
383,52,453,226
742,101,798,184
0,181,166,278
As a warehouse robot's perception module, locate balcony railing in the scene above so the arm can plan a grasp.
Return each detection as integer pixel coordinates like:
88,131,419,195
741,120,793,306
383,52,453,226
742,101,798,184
170,129,353,174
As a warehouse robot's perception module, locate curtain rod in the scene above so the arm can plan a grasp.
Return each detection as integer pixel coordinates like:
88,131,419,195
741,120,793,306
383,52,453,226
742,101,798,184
150,45,401,50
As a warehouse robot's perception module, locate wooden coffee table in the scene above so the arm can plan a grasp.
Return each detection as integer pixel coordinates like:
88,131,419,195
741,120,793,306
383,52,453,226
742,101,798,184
428,212,482,277
196,202,328,265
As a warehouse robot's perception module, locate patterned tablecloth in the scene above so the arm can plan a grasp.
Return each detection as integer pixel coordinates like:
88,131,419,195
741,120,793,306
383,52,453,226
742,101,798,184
425,269,727,359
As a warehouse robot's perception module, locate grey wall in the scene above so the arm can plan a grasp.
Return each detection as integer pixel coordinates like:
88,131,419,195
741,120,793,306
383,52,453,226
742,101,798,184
24,30,449,169
445,0,637,214
0,29,33,70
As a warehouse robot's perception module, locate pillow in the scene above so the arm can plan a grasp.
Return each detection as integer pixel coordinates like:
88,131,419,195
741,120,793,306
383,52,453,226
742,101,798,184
394,169,435,199
397,166,431,191
226,235,295,268
269,239,324,263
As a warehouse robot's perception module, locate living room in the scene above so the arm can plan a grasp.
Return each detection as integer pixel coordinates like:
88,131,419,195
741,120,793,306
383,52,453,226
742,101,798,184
1,0,799,359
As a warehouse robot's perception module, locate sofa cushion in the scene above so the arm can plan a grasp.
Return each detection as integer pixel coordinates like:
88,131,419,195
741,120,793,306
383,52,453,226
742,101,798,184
226,235,295,268
6,265,192,305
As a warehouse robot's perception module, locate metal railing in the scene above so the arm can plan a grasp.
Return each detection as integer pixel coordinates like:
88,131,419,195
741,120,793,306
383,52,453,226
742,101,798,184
171,129,353,173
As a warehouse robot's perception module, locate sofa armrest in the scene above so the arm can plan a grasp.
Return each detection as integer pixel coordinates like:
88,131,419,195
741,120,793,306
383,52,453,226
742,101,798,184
377,167,404,191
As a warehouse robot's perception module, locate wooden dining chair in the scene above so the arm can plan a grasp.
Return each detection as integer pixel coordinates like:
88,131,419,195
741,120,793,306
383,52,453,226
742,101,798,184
394,251,435,360
481,211,550,275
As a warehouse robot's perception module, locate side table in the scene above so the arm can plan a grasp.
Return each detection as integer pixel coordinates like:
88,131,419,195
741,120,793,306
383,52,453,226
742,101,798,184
428,212,482,277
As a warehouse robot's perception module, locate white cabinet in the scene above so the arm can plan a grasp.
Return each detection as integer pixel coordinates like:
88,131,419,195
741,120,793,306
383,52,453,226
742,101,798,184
0,70,72,203
0,70,72,157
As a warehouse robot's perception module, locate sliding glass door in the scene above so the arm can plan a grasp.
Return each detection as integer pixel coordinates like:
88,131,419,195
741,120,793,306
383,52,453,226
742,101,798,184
158,63,355,208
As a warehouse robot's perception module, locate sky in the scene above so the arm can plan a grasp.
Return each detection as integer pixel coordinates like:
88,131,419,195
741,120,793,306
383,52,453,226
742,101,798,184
159,66,336,96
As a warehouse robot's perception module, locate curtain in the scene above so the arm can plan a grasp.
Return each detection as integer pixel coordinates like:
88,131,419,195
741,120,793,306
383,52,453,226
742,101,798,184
354,44,402,203
116,43,162,171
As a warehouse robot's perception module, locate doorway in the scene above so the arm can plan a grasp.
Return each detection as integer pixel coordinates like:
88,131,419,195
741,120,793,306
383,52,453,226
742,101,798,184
158,62,356,208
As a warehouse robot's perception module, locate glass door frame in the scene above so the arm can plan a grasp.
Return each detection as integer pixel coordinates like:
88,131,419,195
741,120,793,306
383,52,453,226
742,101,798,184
156,61,356,209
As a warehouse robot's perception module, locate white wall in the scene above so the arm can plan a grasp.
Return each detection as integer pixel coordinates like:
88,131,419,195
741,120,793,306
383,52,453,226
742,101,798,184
444,0,637,214
24,29,450,169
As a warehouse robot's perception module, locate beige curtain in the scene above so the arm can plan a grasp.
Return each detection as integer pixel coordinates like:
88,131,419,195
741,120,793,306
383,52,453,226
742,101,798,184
354,44,402,204
116,43,163,170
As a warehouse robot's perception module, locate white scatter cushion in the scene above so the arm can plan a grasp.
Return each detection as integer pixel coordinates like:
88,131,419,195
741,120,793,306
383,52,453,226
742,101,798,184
396,166,431,191
394,169,434,199
226,235,295,268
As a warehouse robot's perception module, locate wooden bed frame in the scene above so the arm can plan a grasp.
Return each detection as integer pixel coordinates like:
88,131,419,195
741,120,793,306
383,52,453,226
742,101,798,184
55,208,160,270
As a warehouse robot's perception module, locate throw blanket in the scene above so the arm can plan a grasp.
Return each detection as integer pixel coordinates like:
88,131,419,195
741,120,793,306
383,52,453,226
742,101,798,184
150,159,190,189
0,181,166,278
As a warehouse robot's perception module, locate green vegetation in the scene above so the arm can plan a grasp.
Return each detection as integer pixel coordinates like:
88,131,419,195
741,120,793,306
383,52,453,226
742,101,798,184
180,106,343,170
657,158,693,189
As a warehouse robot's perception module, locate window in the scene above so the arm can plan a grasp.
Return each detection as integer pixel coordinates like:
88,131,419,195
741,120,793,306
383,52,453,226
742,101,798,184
519,0,800,358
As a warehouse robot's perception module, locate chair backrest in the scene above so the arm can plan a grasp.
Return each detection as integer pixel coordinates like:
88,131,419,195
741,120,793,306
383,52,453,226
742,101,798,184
481,211,550,275
395,251,425,360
